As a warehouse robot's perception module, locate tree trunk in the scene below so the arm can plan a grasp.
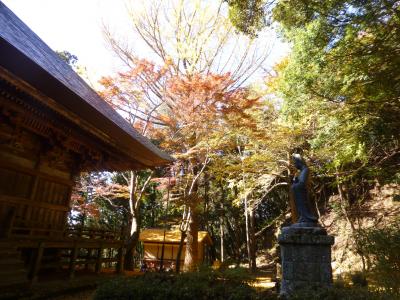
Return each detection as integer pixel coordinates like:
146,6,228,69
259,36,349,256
220,215,224,263
183,209,199,272
219,183,225,262
208,227,217,262
124,171,140,270
244,195,251,269
248,207,256,273
124,210,140,270
159,230,167,272
175,230,186,273
336,172,368,273
225,217,241,263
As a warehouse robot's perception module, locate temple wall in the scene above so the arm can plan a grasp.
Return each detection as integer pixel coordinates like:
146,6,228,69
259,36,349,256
143,243,207,263
0,86,74,239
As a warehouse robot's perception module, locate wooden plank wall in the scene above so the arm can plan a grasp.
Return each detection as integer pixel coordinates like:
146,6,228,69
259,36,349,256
0,117,73,238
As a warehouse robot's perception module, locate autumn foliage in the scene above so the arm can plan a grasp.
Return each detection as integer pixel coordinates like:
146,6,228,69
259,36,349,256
97,57,262,270
99,59,259,161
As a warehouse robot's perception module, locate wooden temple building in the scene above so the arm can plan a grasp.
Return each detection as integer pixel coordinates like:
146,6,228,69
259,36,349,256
0,2,172,290
139,229,213,270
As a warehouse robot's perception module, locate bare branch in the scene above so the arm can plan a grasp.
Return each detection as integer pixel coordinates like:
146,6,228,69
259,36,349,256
137,170,155,207
99,195,130,214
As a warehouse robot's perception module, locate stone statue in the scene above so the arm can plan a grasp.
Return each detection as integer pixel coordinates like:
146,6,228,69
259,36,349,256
278,154,333,296
291,154,318,225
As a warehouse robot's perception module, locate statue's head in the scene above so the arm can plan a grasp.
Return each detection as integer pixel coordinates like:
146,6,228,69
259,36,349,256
292,153,306,170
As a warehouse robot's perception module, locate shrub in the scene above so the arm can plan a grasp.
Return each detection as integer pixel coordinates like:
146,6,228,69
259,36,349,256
94,268,268,300
288,286,397,300
333,275,346,289
356,218,400,293
351,271,368,287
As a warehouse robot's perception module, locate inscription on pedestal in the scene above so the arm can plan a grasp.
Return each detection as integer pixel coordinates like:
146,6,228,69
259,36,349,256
278,226,334,296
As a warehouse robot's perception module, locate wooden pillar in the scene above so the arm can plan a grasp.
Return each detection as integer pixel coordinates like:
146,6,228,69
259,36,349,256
1,205,16,238
62,185,73,232
69,243,79,279
109,248,112,268
117,247,125,274
95,247,103,274
27,156,41,232
29,241,45,283
29,174,40,202
85,248,92,270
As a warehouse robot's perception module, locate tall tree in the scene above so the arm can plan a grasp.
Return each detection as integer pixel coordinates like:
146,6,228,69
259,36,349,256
99,72,161,269
267,0,400,270
100,61,261,270
155,72,261,270
100,0,274,272
208,94,304,271
270,0,400,181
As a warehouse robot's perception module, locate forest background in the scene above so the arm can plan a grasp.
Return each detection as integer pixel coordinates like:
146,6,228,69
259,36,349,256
56,0,399,289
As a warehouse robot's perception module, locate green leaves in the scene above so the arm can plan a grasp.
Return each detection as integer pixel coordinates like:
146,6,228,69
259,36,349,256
227,0,267,37
270,0,400,181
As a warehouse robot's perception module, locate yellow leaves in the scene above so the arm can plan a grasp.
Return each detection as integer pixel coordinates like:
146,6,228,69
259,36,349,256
173,147,201,160
265,56,289,94
96,183,130,200
98,76,113,88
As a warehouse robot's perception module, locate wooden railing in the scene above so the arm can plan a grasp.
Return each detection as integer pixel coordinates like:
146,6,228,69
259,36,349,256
65,226,125,241
6,218,126,243
1,215,127,282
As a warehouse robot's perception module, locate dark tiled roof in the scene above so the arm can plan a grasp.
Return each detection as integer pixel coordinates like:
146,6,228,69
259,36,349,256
0,1,173,167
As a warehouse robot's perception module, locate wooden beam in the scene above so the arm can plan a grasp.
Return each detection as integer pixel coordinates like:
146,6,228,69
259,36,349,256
117,247,125,274
0,70,162,170
69,243,79,279
0,195,69,212
95,247,103,274
0,205,16,238
85,247,93,270
29,151,42,202
29,241,44,283
0,159,74,186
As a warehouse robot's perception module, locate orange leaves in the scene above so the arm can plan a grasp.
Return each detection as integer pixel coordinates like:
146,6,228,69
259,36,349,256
164,73,235,128
98,57,174,132
70,191,101,219
157,72,263,171
123,58,172,86
97,56,261,166
151,177,176,191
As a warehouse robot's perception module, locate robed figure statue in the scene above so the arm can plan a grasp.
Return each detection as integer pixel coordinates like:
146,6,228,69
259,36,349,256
291,154,318,224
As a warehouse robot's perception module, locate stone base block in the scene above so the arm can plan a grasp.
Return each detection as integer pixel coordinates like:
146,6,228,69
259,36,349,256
278,225,334,296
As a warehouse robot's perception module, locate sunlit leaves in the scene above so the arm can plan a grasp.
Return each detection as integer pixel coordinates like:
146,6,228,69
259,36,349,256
271,0,400,180
227,0,267,37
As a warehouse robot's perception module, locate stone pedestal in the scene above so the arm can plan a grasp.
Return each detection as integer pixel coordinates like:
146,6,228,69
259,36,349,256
278,225,334,296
